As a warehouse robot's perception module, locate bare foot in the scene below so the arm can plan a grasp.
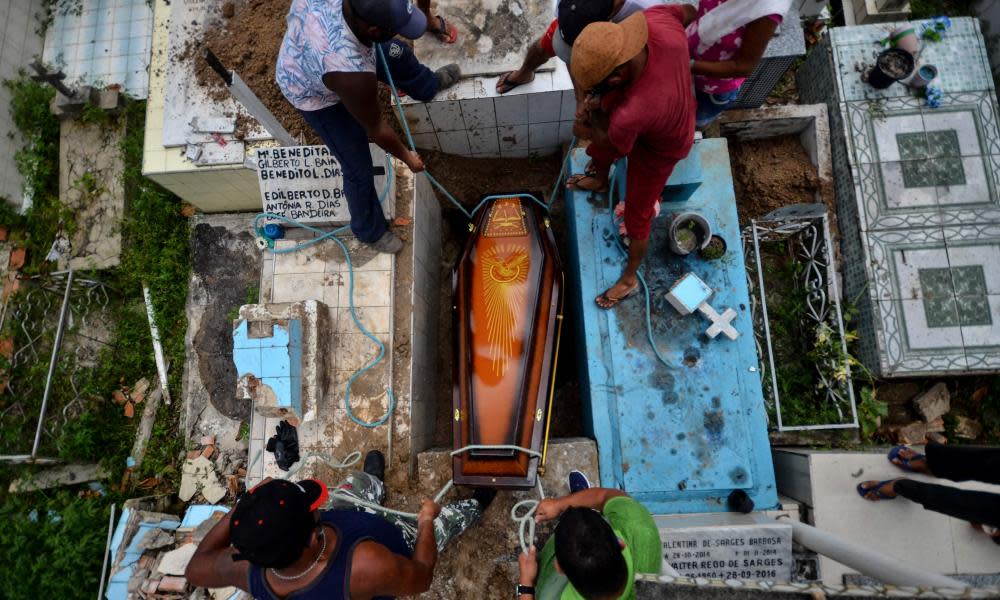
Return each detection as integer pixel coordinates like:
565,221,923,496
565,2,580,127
566,174,608,193
595,279,639,309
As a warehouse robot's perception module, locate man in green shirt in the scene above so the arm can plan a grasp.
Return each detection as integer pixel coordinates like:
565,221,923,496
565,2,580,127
517,473,663,600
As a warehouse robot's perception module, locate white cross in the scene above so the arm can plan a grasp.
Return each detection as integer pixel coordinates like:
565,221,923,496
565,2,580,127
698,302,739,340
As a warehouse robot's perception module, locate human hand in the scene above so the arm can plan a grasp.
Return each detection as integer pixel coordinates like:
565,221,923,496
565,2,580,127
416,498,441,526
534,498,564,523
518,545,538,585
404,150,426,173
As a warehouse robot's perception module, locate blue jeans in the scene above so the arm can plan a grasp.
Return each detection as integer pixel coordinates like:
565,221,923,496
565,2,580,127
695,87,741,128
299,40,438,243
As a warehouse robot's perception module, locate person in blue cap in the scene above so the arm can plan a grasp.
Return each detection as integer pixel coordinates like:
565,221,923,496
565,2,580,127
276,0,461,254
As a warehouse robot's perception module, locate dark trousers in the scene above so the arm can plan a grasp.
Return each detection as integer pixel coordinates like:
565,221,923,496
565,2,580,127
299,40,438,243
895,444,1000,528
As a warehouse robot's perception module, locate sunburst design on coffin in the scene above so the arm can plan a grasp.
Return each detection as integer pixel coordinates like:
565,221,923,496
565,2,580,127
480,243,530,377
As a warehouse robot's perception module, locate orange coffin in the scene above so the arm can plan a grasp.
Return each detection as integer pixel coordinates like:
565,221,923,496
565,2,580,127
452,196,563,489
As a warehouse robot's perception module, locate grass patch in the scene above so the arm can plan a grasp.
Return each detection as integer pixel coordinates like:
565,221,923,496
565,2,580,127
0,79,193,599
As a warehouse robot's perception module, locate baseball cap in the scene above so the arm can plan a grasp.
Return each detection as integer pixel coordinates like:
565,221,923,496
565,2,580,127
229,478,329,568
350,0,428,40
551,0,616,64
570,12,648,90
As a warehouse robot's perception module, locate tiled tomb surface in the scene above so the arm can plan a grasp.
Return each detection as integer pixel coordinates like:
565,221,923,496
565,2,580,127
798,18,1000,376
42,0,154,98
246,166,443,485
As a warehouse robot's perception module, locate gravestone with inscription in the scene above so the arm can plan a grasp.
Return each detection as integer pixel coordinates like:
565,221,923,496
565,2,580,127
256,144,395,225
660,523,793,582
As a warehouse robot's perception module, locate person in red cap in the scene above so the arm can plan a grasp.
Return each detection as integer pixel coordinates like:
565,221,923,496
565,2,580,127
187,451,494,599
567,6,695,309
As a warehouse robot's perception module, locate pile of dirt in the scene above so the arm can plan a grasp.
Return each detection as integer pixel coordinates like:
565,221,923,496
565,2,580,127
178,0,321,142
729,134,822,226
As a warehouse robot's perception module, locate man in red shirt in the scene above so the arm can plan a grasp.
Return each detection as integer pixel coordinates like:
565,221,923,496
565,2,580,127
569,6,695,309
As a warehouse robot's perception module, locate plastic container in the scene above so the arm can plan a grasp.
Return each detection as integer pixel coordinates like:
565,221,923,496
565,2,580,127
906,64,938,88
263,223,285,240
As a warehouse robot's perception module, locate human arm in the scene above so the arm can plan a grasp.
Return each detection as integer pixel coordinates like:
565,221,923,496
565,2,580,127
350,499,441,597
691,17,779,79
534,488,627,523
323,71,425,172
517,545,539,598
185,512,252,591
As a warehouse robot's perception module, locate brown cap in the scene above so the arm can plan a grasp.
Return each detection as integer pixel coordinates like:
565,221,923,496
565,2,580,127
570,12,648,90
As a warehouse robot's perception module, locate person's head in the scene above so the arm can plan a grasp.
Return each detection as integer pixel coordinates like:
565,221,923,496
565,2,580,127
569,12,648,94
552,0,616,63
229,478,329,569
345,0,426,44
553,507,628,599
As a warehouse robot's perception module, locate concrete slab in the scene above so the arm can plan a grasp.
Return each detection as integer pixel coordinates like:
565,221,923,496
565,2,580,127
773,449,1000,584
58,119,126,271
413,0,557,76
182,213,261,449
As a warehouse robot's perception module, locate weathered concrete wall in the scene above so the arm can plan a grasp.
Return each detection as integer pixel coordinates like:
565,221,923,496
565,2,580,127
0,0,45,208
407,170,442,474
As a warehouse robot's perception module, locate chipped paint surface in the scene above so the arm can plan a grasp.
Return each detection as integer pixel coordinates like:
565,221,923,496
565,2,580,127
564,141,778,514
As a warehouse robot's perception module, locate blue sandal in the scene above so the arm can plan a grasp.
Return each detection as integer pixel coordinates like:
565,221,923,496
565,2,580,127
857,479,899,501
888,445,926,472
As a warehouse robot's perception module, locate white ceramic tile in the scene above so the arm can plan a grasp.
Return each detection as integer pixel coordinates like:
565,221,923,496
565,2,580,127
468,127,500,156
890,246,951,300
945,243,1000,294
402,103,435,134
339,269,392,307
898,298,964,349
499,125,529,154
559,90,577,122
935,156,991,207
438,130,471,155
870,113,924,162
272,272,327,303
411,132,440,151
959,296,1000,347
495,93,529,127
459,97,496,129
529,122,560,149
477,71,554,98
551,62,573,91
559,120,574,144
921,109,981,156
427,100,464,132
528,91,563,124
879,161,937,209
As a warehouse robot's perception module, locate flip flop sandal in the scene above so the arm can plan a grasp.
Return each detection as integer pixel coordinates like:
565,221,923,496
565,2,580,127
888,445,925,472
566,174,608,193
856,480,899,501
595,284,639,309
429,15,458,44
496,70,535,94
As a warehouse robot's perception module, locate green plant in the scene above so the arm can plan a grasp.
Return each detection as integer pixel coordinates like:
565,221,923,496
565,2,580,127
866,98,887,122
78,101,111,125
0,490,116,600
857,386,888,439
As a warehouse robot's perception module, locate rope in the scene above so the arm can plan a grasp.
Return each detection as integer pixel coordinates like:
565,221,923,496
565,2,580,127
605,165,671,368
511,478,546,554
253,212,396,428
375,43,574,219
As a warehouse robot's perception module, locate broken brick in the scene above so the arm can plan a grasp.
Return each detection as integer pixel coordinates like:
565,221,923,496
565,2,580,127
157,575,187,593
200,434,216,446
201,444,215,459
186,449,202,460
7,247,25,271
124,401,135,418
0,337,13,360
112,390,127,404
955,416,983,440
913,382,950,422
0,226,7,242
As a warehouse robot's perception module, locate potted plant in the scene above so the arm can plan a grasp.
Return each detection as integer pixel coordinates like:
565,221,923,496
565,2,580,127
866,48,915,89
699,234,727,260
667,213,711,256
